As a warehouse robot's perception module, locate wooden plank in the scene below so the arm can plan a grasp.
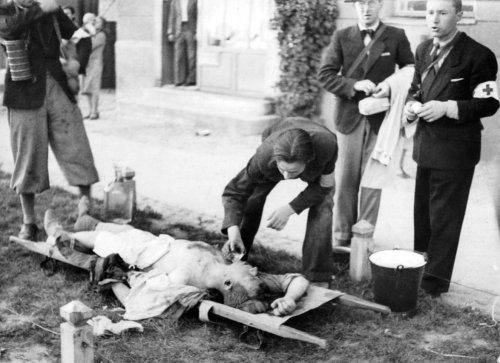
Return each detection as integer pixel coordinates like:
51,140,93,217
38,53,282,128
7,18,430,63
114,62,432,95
335,293,391,314
8,236,84,269
199,300,328,349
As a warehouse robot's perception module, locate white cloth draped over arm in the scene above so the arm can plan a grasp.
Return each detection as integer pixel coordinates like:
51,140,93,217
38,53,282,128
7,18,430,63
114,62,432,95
361,66,414,189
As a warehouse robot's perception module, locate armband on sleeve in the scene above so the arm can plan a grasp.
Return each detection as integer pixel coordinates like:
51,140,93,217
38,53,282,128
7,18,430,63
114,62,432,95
473,81,499,101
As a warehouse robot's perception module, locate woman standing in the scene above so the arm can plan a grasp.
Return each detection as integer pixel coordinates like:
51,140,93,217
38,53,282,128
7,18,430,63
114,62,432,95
81,15,106,120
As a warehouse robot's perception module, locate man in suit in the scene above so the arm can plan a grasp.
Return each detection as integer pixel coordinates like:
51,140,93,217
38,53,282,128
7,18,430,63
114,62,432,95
404,0,499,296
167,0,197,86
221,117,337,287
318,0,414,248
0,0,99,241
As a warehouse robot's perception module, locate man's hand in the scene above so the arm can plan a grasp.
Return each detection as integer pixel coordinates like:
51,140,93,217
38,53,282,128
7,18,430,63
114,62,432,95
266,204,294,231
354,79,377,95
167,34,175,42
37,0,59,13
372,81,390,98
404,101,421,121
221,238,245,261
222,226,246,261
417,100,448,122
239,299,269,314
270,297,296,316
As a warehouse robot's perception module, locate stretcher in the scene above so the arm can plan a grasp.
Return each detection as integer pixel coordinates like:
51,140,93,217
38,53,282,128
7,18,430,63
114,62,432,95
9,236,391,349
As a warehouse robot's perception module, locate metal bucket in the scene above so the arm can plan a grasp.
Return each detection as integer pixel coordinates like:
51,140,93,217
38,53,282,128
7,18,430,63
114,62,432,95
4,39,32,81
369,250,426,313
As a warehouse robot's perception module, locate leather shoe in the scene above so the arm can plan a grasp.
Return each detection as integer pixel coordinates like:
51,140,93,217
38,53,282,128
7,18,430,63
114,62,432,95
18,223,39,241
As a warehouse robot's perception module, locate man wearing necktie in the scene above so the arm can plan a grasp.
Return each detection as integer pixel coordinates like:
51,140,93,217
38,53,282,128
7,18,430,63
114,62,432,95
404,0,499,296
319,0,414,251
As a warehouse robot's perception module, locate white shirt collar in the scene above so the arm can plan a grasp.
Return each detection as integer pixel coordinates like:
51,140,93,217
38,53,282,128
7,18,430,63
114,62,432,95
358,20,380,32
434,29,460,49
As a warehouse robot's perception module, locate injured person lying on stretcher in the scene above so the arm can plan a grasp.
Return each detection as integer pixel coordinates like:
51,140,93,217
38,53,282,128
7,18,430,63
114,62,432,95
43,197,310,320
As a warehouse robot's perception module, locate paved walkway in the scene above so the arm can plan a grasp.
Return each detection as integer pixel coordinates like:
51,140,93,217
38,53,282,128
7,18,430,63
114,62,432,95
0,90,498,318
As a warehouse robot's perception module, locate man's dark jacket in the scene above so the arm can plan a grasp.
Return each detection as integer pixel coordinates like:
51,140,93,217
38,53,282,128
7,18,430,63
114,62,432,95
0,4,77,109
407,32,499,170
318,23,414,134
221,118,338,233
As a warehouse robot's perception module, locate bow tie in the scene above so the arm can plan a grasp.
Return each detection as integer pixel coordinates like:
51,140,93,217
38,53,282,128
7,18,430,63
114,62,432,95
361,29,375,38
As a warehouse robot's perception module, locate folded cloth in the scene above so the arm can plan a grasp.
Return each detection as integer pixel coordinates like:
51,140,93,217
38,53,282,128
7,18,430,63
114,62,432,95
87,315,143,336
123,269,208,320
358,96,391,116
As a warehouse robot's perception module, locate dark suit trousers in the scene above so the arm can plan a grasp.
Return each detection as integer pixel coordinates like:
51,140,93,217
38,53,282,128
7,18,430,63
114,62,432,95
174,23,196,85
414,166,475,293
240,183,335,282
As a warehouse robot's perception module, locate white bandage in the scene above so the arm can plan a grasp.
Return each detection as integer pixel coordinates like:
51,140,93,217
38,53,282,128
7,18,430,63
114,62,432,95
473,81,499,101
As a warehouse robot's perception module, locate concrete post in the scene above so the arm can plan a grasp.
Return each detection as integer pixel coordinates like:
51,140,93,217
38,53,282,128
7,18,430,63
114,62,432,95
349,220,374,282
60,301,95,363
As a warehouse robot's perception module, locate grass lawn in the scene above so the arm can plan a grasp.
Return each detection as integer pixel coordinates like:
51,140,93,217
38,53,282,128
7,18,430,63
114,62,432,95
0,169,499,362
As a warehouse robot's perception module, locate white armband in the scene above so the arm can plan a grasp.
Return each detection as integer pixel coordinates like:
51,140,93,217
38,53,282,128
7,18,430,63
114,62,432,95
319,171,335,188
473,81,499,101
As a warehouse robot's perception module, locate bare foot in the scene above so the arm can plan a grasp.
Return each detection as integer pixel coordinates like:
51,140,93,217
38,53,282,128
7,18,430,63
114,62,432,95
44,209,63,238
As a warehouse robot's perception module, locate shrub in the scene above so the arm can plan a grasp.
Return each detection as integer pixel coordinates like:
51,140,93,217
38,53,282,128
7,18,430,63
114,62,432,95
271,0,338,119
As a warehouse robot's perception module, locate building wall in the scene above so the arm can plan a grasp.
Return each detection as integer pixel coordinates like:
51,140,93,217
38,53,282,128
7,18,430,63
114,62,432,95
115,0,279,98
115,0,163,97
114,1,499,108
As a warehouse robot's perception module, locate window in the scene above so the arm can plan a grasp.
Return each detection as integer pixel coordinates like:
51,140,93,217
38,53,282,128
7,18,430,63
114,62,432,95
201,0,270,50
395,0,476,18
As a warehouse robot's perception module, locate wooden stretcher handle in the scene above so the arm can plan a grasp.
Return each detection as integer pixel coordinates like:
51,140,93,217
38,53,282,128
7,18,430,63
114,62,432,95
335,293,391,314
198,300,328,349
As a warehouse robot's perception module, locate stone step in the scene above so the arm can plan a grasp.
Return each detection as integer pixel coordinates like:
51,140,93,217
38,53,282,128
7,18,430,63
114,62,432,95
117,97,278,136
142,86,275,116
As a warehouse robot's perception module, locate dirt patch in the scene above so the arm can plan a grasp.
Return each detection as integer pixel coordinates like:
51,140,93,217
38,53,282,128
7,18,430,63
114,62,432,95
3,344,53,363
420,329,491,351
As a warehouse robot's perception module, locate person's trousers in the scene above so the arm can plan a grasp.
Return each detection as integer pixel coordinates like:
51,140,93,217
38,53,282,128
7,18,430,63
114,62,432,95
174,24,196,85
8,74,99,194
56,237,98,272
414,166,475,293
334,117,381,243
240,183,335,282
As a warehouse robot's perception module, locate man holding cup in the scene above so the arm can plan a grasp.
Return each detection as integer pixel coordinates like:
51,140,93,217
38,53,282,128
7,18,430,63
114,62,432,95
404,0,499,296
